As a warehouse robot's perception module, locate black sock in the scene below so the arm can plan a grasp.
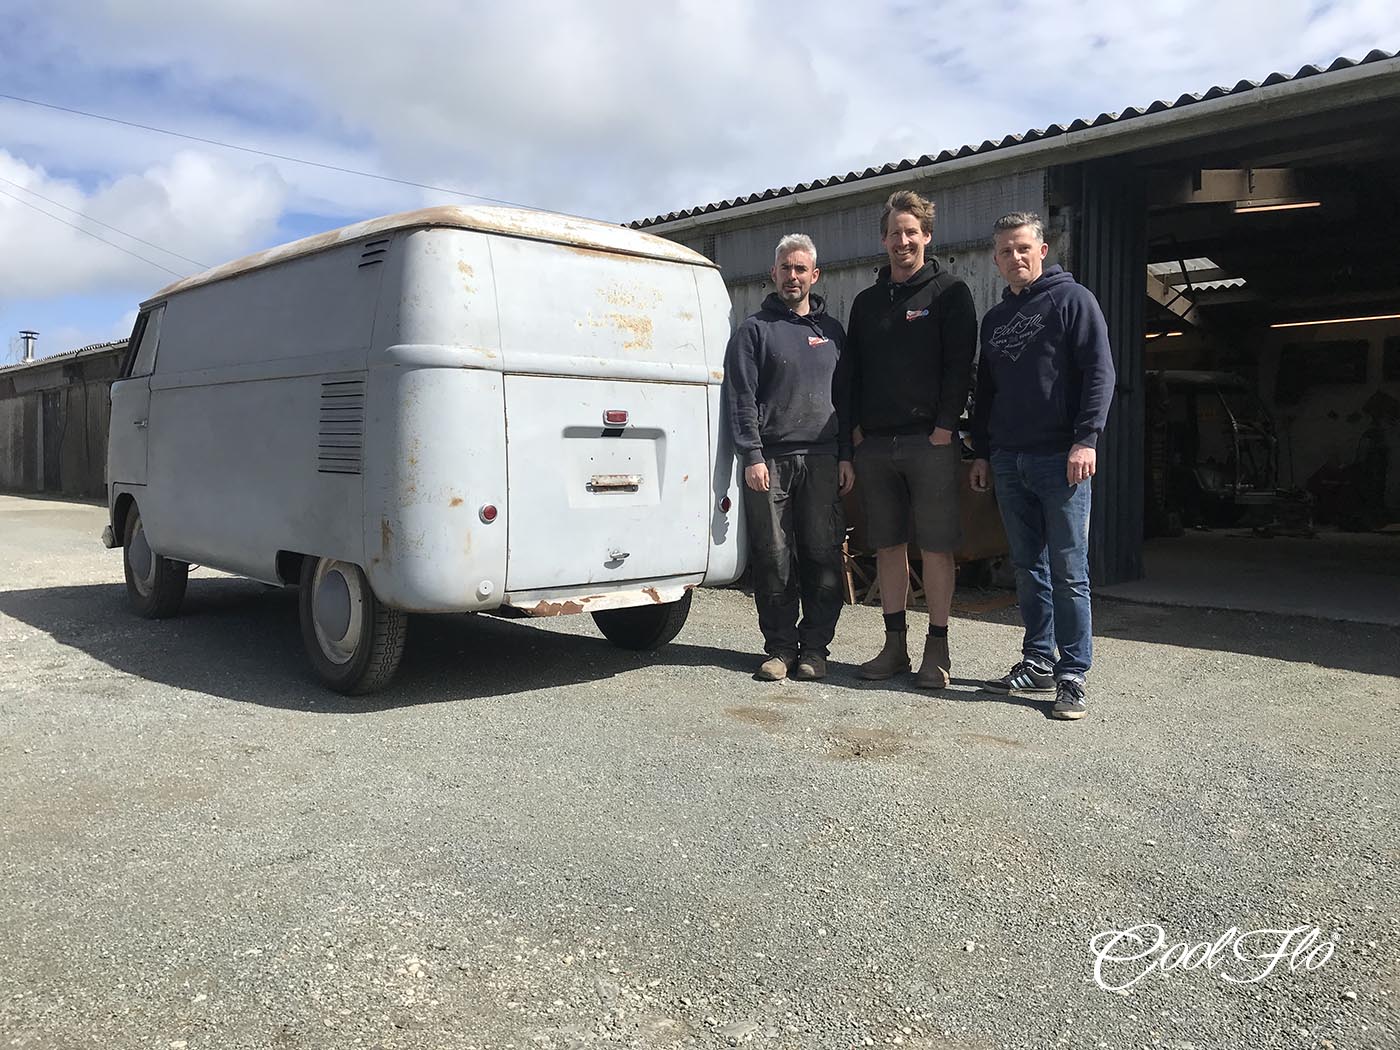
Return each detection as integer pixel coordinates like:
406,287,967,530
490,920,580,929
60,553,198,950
928,623,948,638
883,611,907,633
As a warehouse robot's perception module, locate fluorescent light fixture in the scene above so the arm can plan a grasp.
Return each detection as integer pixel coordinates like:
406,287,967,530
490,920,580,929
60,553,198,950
1233,199,1322,214
1270,313,1400,329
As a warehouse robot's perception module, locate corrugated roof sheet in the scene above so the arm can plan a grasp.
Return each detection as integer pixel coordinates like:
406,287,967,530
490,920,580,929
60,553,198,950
632,49,1397,229
0,339,126,377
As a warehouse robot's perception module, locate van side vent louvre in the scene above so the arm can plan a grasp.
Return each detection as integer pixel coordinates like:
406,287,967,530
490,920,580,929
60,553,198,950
359,239,390,268
318,378,366,474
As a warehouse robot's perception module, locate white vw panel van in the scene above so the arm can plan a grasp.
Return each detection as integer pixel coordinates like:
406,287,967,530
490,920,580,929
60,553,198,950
105,206,745,693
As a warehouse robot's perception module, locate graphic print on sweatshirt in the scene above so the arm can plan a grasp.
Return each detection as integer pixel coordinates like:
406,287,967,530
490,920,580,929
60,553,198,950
987,311,1046,362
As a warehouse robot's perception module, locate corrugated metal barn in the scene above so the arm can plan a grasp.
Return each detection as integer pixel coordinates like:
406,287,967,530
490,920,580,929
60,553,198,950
0,341,127,499
634,49,1400,588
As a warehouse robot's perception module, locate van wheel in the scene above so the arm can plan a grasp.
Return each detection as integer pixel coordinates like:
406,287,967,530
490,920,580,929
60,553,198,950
122,506,188,618
299,557,406,694
592,591,693,650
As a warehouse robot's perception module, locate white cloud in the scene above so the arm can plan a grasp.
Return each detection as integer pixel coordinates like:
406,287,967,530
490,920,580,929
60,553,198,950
0,149,287,299
0,0,1396,314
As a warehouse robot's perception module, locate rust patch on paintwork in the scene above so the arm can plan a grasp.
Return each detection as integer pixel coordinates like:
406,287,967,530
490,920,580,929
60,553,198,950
710,369,724,381
642,587,664,603
457,261,475,277
606,312,653,351
449,497,464,507
529,598,591,616
681,474,689,483
380,518,394,556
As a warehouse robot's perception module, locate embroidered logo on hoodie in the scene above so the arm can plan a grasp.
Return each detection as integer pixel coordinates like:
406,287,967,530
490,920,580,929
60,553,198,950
988,311,1045,362
906,309,929,321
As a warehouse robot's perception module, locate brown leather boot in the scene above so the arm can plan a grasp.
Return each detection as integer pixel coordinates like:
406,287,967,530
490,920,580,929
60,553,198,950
859,630,910,680
915,633,951,689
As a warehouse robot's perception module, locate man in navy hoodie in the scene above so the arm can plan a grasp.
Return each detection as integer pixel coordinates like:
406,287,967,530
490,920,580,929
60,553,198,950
969,212,1115,721
724,234,851,681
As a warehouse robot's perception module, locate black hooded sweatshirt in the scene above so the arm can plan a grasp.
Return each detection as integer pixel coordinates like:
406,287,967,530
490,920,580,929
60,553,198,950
723,292,847,467
835,259,978,458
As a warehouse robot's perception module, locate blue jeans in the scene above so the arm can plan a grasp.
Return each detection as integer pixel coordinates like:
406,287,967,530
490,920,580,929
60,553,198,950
990,450,1093,681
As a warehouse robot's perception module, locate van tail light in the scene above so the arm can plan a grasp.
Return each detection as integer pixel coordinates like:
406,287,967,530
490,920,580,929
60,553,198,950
603,410,629,426
720,496,732,514
479,504,498,523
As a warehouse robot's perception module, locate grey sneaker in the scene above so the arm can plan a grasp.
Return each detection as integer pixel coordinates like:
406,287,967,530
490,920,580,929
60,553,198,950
1051,679,1088,720
792,652,827,680
755,653,796,681
985,660,1056,694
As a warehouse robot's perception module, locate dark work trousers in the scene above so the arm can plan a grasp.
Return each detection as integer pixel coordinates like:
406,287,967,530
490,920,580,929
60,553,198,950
742,452,846,658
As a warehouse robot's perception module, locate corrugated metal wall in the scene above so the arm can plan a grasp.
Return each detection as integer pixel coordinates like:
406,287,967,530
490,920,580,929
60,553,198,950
0,349,123,498
678,170,1047,281
1073,159,1147,586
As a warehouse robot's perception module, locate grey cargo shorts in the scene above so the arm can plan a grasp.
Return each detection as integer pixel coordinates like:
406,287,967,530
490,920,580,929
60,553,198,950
854,434,962,552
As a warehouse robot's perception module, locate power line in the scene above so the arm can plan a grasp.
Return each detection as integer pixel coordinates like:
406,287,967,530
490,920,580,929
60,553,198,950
0,186,187,279
0,92,533,209
0,174,209,269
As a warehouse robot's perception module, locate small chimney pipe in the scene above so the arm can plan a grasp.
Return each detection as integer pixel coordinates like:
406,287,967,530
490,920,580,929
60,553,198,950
18,330,38,363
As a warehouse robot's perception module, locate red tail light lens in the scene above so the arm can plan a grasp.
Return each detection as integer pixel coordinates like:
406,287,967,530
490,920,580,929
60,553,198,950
603,410,629,426
720,496,732,513
479,504,498,523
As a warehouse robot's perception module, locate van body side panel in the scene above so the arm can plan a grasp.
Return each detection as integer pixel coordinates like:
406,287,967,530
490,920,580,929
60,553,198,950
361,229,508,612
140,244,384,578
361,366,508,612
694,268,746,586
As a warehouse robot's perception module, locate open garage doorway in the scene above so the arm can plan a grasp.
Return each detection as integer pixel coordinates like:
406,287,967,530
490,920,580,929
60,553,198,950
1098,98,1400,624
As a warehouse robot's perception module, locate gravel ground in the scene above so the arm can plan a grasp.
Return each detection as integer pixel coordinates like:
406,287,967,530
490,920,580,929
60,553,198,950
0,495,1396,1050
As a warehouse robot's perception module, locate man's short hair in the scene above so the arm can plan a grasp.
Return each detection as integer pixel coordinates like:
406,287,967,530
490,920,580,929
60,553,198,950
880,190,935,237
992,211,1046,244
774,233,817,267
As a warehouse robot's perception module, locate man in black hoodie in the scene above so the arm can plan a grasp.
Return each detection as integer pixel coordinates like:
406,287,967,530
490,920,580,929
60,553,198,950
969,212,1116,721
837,190,978,689
724,234,851,681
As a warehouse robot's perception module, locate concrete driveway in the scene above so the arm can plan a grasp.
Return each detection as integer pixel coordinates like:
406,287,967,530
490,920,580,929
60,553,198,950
0,495,1396,1049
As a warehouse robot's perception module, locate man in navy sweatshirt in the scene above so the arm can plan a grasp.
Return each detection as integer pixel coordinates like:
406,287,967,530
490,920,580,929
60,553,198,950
724,234,851,681
969,212,1116,720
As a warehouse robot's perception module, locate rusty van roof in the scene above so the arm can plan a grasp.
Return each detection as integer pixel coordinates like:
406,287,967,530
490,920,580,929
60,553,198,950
144,205,716,304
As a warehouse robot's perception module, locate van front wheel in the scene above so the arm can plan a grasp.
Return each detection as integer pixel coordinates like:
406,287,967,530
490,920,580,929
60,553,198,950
122,506,188,619
592,591,692,650
299,557,406,694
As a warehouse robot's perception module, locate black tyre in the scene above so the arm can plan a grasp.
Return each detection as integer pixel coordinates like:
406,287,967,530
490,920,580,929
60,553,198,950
592,591,693,650
298,556,406,694
122,506,188,619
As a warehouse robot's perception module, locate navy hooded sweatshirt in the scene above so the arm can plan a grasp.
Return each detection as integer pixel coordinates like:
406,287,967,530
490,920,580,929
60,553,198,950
970,265,1116,459
724,292,846,467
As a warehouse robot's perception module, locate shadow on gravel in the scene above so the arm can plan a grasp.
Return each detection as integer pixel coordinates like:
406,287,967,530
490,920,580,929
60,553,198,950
954,592,1399,678
5,580,1391,712
0,579,1039,712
